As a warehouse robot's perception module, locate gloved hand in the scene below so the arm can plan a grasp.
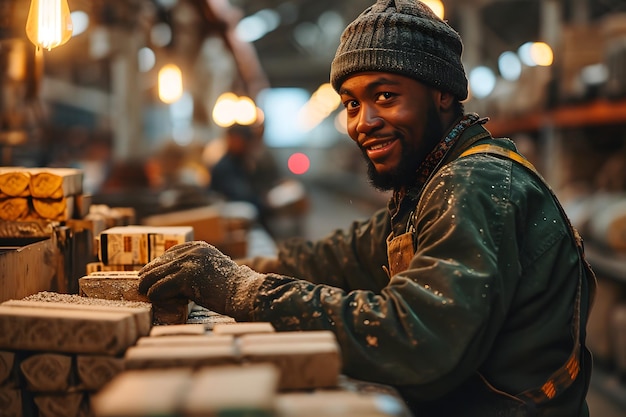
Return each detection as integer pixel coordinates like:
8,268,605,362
137,241,266,321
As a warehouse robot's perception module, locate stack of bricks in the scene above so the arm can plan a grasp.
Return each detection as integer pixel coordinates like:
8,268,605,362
0,167,86,222
92,322,406,416
76,225,197,326
0,292,152,417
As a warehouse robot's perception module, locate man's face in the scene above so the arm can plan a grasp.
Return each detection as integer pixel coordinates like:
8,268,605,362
338,72,445,191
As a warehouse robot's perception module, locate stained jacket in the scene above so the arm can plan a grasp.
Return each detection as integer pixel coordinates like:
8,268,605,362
246,120,595,416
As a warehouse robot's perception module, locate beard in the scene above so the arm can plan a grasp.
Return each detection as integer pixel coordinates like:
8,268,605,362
361,102,445,192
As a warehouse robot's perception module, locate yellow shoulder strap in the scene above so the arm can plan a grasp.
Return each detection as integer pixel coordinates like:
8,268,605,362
460,143,539,175
459,142,591,404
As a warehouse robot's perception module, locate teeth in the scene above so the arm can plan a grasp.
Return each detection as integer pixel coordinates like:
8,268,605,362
369,141,391,151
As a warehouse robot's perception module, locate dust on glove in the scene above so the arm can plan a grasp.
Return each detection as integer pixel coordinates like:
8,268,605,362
138,240,265,321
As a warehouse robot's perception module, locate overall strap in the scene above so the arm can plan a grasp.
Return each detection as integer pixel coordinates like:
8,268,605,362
460,143,596,405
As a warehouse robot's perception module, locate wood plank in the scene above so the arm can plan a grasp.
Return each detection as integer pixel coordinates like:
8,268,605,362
0,305,138,355
19,353,73,392
124,344,238,370
76,355,125,391
29,168,83,198
0,198,29,221
33,392,84,417
0,388,22,417
0,351,15,386
241,340,341,390
183,364,279,417
149,323,206,337
239,330,337,347
211,322,275,336
276,390,404,417
4,297,152,338
78,273,149,303
91,368,193,417
136,334,234,347
0,239,63,303
0,171,30,197
31,196,74,221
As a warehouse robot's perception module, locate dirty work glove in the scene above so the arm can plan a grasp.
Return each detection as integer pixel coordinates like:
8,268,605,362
138,241,265,321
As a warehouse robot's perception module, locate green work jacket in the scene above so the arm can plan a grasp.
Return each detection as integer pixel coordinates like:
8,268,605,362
247,121,595,416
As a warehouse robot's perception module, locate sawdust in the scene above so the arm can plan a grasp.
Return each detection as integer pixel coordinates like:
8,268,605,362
21,291,151,309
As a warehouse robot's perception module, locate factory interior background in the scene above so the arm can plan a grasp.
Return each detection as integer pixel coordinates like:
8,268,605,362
1,0,626,415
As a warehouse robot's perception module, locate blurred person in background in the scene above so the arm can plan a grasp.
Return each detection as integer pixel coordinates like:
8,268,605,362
209,123,307,237
138,1,597,415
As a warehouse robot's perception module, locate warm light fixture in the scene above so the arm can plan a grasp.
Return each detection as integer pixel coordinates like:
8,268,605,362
25,0,73,51
212,93,259,127
158,64,184,104
423,0,444,19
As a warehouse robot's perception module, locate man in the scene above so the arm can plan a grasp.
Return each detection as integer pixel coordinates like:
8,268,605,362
209,123,279,226
138,1,596,415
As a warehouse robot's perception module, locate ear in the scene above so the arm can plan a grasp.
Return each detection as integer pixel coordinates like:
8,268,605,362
435,91,455,113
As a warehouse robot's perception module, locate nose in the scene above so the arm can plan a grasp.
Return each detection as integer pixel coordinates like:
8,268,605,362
355,105,383,135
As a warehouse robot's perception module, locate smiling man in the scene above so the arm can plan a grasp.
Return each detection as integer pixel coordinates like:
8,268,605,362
138,1,597,416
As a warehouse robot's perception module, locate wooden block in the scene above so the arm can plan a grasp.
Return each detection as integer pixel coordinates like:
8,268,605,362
212,322,275,336
74,193,92,220
149,323,206,337
20,353,73,392
97,226,193,266
4,296,152,338
78,273,149,303
92,368,193,417
31,196,74,221
0,305,138,355
0,171,30,196
241,340,341,390
76,355,125,391
136,334,234,347
0,388,21,417
0,351,16,386
182,364,279,417
0,197,29,221
124,344,238,370
79,274,190,325
0,239,63,303
28,168,83,199
33,392,84,417
239,330,337,347
276,390,401,417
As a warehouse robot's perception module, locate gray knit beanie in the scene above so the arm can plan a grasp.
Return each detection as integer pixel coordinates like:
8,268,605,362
330,0,468,100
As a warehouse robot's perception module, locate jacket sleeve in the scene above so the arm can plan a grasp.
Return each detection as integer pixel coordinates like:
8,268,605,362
250,156,526,398
251,207,392,292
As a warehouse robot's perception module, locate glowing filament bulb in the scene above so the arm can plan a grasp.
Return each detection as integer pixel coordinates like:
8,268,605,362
26,0,73,51
158,64,184,104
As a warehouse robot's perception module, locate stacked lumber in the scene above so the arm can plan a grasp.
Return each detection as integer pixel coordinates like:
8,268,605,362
94,322,404,416
122,322,342,391
96,225,194,266
73,225,196,325
92,364,280,417
0,292,151,417
0,167,84,221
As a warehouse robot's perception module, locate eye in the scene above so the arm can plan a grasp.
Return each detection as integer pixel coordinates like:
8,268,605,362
343,99,359,110
375,91,395,102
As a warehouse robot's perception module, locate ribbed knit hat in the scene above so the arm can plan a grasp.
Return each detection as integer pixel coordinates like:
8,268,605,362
330,0,468,100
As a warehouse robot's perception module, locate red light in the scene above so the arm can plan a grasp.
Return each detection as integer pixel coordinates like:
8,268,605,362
287,152,310,175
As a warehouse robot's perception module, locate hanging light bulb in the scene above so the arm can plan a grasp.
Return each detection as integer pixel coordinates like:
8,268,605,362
158,64,183,104
25,0,73,51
